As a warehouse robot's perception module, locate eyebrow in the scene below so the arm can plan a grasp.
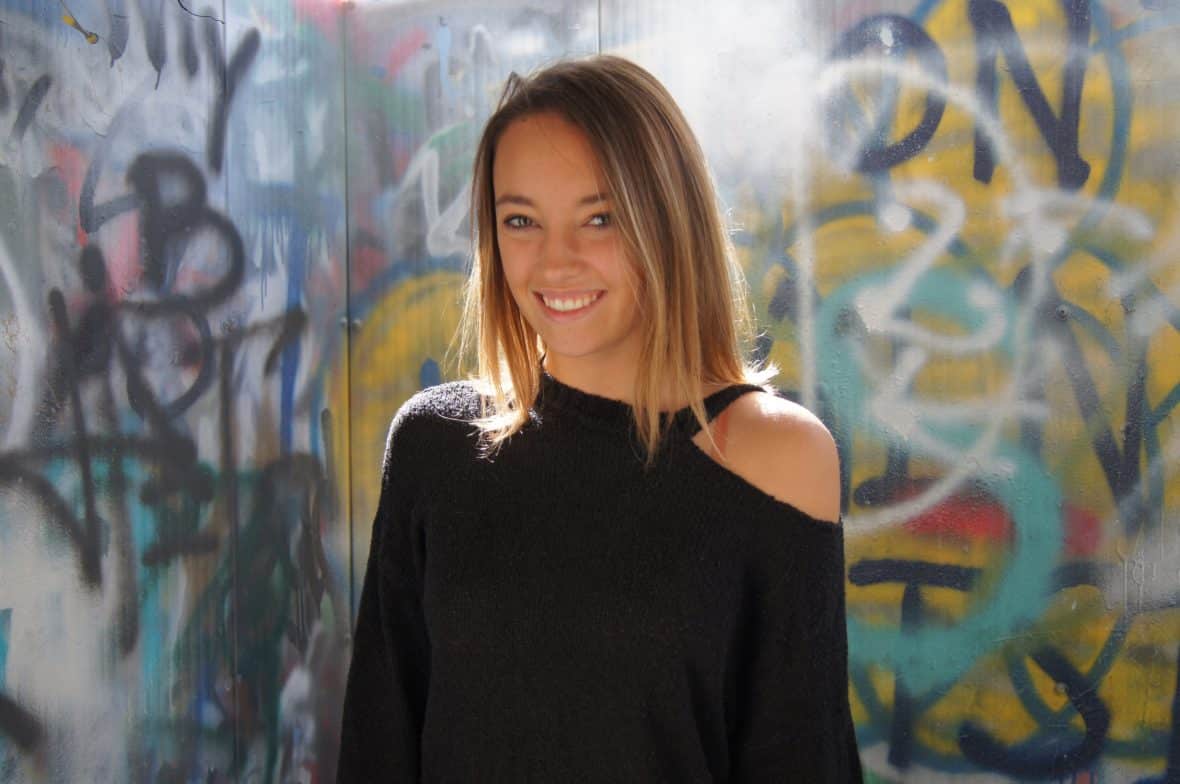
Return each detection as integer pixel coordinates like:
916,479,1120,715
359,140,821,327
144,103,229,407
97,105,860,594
494,193,608,208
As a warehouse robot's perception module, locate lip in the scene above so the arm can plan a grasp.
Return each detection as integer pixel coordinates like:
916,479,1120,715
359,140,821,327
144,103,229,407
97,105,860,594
535,289,604,298
534,290,605,321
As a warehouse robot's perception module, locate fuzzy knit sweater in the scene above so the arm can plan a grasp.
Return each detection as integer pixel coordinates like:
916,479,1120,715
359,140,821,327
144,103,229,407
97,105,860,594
337,372,863,783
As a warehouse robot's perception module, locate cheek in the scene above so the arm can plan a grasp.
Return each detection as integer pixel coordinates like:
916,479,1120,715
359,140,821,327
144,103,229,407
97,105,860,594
497,251,533,305
604,247,642,305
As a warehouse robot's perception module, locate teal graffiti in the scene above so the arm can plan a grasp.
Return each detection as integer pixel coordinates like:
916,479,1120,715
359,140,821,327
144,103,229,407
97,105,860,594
0,609,9,688
816,267,1064,695
0,608,9,765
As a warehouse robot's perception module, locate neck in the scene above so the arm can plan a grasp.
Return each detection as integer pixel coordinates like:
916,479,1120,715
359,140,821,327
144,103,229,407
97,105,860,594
543,352,638,405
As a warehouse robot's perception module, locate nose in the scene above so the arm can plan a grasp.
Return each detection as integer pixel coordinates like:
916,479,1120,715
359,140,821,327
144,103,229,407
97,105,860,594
538,225,583,278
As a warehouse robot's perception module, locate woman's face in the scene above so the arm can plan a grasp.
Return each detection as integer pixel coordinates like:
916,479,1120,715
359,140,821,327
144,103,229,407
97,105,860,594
492,112,644,378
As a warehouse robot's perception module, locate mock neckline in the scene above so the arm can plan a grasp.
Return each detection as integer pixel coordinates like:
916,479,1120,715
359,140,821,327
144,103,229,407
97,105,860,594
536,369,757,436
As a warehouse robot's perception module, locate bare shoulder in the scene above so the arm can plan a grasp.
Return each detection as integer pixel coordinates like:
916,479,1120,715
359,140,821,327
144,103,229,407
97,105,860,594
708,391,841,524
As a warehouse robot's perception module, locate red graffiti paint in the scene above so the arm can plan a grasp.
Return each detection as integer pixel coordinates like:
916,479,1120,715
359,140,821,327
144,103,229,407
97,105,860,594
903,492,1014,542
49,143,89,247
887,478,1100,556
292,0,343,40
387,29,430,80
103,213,143,302
1062,505,1101,557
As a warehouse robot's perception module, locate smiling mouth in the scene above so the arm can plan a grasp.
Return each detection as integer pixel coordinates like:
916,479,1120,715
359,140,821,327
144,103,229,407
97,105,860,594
536,291,604,313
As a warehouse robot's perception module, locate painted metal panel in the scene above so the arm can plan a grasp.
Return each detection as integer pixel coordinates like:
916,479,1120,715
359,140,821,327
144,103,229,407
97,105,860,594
0,0,1178,781
0,0,348,779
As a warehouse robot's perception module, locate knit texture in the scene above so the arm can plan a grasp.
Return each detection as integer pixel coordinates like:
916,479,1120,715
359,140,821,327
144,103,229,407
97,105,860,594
337,372,864,783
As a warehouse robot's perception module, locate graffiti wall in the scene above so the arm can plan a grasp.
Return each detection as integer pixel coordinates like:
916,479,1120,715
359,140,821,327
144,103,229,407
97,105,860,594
0,0,349,780
0,0,1177,781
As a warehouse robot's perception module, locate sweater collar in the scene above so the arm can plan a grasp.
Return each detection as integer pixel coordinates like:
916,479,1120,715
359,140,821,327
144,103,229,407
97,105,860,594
536,369,722,436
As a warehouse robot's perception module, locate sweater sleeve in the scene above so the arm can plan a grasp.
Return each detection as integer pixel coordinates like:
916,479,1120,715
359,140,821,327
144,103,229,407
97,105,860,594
337,413,431,783
729,518,863,783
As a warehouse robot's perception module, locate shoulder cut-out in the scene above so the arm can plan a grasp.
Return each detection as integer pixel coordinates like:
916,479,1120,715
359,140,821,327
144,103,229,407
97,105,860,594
694,391,841,523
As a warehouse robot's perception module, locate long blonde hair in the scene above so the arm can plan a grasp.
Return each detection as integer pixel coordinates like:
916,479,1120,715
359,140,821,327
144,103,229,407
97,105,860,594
453,54,776,464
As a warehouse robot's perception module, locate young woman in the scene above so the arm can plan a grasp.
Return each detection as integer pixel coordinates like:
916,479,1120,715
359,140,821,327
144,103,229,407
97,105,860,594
337,55,863,782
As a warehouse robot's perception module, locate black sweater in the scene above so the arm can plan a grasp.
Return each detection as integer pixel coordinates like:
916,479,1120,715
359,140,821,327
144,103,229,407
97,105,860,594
337,372,864,782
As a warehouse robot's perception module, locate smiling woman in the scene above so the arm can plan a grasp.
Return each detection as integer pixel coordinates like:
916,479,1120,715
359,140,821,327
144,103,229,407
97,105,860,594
492,112,645,398
337,55,863,782
458,57,781,458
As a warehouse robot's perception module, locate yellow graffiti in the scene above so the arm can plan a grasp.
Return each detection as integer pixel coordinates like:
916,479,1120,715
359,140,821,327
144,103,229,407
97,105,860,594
734,0,1180,772
59,2,99,44
330,271,466,561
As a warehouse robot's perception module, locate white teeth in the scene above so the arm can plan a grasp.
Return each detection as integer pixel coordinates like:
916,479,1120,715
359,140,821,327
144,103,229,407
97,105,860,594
541,292,602,312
